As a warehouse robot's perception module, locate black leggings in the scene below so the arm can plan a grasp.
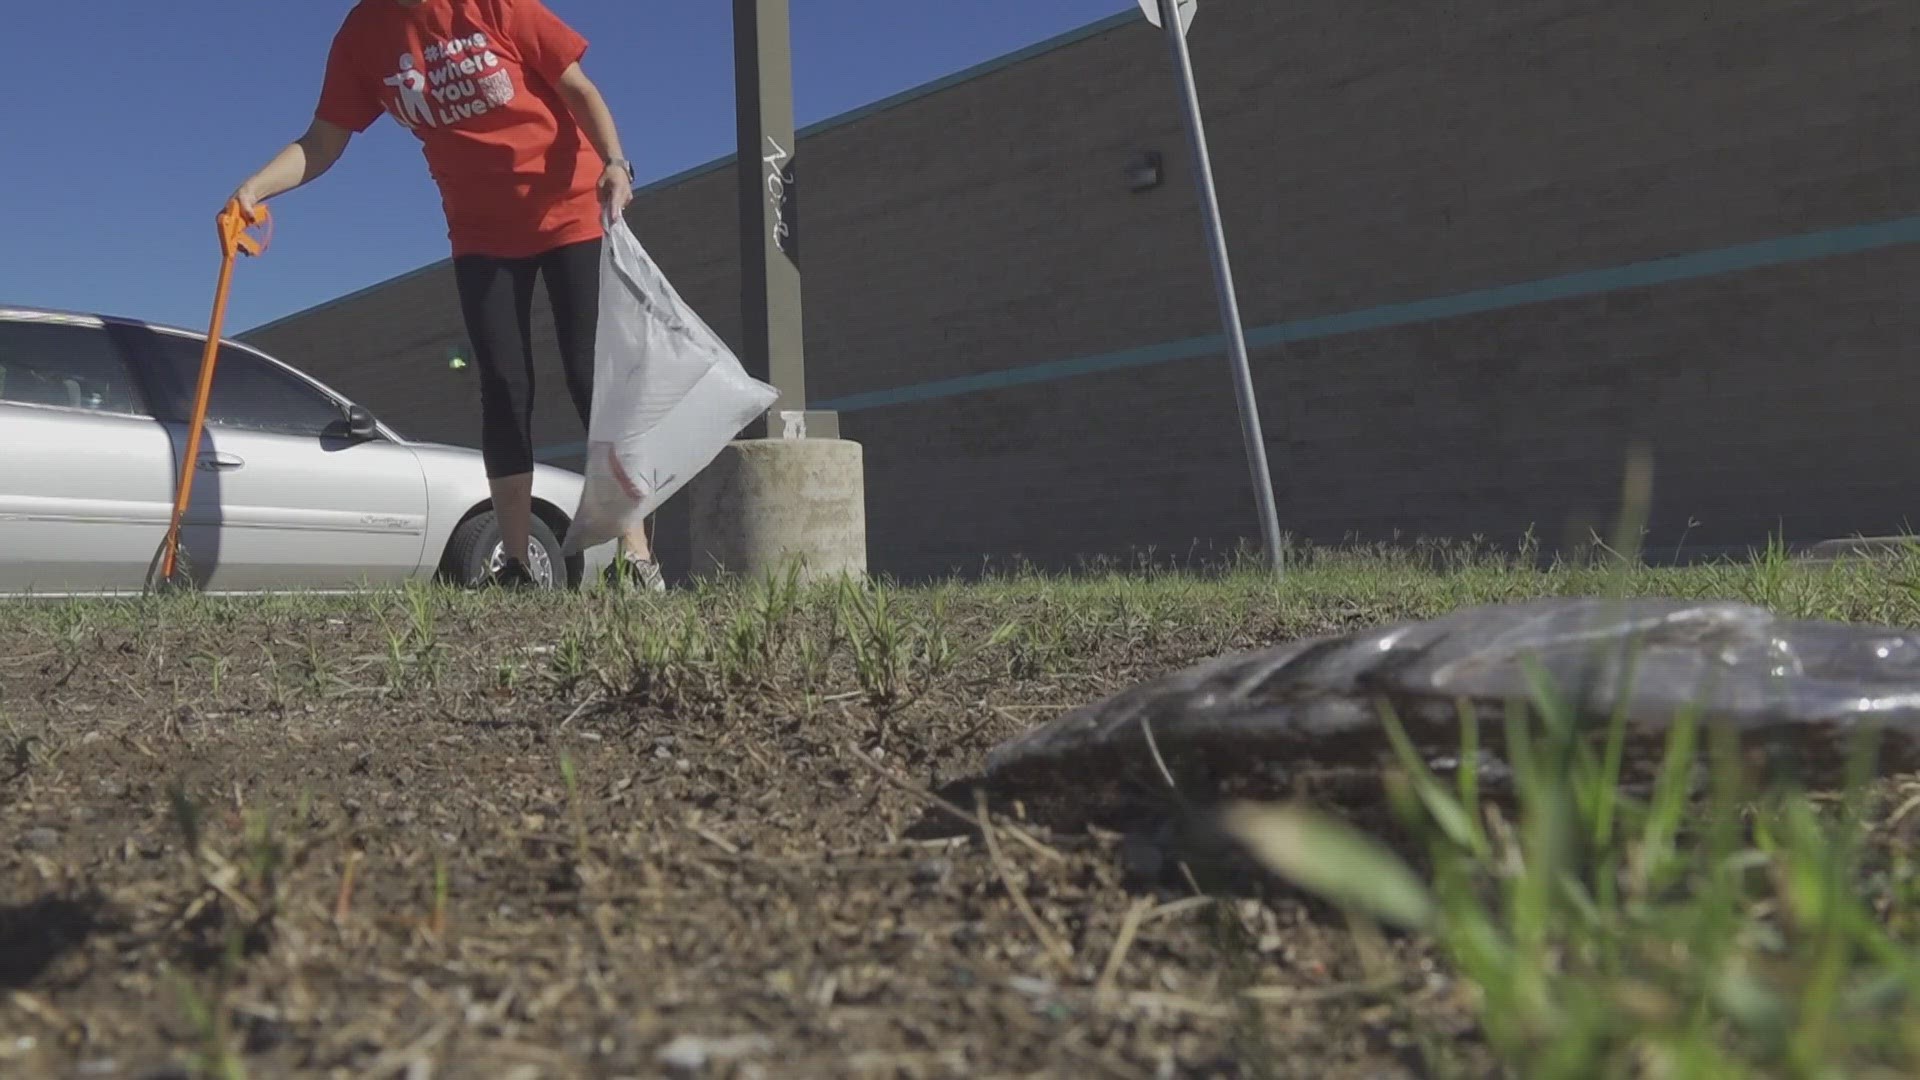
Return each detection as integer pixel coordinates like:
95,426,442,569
453,236,600,478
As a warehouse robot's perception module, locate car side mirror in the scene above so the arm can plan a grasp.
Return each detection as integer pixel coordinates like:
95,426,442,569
346,404,379,440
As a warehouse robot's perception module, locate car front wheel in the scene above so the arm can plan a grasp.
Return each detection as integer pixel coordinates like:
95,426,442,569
442,510,568,590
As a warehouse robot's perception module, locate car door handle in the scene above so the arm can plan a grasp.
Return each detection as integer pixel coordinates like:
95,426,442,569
197,453,245,472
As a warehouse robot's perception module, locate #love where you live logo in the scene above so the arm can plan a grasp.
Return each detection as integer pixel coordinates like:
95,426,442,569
382,31,516,129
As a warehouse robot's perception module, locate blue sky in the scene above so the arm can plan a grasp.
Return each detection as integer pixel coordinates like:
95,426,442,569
0,0,1127,334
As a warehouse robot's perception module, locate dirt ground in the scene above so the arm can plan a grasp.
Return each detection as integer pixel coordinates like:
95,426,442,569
0,576,1632,1078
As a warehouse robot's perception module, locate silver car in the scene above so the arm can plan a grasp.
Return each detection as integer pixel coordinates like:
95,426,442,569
0,306,614,597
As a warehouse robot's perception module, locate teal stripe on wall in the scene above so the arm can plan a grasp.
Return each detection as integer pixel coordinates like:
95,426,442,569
530,211,1920,463
815,212,1920,412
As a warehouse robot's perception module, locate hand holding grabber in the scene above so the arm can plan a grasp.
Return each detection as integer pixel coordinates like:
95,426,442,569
153,199,273,589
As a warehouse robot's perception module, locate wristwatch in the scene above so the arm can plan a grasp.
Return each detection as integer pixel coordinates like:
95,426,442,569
608,157,635,184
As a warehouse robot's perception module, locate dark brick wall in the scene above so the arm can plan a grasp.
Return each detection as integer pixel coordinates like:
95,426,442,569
243,0,1920,578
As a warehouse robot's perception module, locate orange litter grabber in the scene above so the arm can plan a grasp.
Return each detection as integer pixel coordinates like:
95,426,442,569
152,198,273,590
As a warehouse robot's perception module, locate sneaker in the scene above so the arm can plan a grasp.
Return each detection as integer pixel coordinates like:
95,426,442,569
606,551,667,593
491,556,539,590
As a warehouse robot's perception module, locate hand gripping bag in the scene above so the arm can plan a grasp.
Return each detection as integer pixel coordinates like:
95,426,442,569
561,217,779,556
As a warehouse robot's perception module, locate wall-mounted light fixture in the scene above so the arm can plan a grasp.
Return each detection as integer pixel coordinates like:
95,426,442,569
1125,150,1164,192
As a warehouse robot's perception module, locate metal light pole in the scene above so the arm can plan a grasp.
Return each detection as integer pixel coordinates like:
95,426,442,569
733,0,837,441
695,0,866,587
1145,0,1284,573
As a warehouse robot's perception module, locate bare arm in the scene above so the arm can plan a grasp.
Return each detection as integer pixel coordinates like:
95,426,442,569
233,118,353,213
553,62,633,218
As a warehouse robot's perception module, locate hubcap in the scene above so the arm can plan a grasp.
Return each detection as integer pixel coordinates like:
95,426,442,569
487,539,558,588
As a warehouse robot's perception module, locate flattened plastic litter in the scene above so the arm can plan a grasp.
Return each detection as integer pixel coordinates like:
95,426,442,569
980,599,1920,819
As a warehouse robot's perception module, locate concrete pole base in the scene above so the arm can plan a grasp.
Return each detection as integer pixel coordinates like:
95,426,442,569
686,439,868,584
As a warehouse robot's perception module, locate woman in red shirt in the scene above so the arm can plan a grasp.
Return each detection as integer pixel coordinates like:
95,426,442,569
230,0,664,592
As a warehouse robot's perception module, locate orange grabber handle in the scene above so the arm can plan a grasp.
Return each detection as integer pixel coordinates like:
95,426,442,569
157,199,273,585
219,200,272,258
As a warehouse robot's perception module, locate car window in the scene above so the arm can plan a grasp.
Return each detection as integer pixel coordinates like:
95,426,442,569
0,319,149,415
147,332,348,438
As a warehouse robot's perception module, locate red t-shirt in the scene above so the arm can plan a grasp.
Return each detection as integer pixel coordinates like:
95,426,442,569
316,0,606,259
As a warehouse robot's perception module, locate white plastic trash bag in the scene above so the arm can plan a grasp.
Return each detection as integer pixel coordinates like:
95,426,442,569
561,217,779,556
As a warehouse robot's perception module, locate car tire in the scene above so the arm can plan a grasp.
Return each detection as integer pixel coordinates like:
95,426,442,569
442,510,570,590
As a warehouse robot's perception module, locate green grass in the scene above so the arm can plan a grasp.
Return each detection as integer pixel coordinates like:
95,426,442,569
6,534,1914,641
9,539,1920,1077
7,539,1920,740
1220,546,1920,1077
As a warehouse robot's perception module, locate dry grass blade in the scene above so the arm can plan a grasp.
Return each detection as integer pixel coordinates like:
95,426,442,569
846,743,1064,863
1116,991,1235,1019
1057,1036,1157,1080
688,818,742,856
1885,788,1920,830
1143,896,1213,924
976,788,1074,973
1240,978,1403,1007
1139,717,1179,794
1096,896,1153,998
334,849,364,926
931,704,1022,756
357,1018,455,1079
8,991,83,1041
556,691,605,730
